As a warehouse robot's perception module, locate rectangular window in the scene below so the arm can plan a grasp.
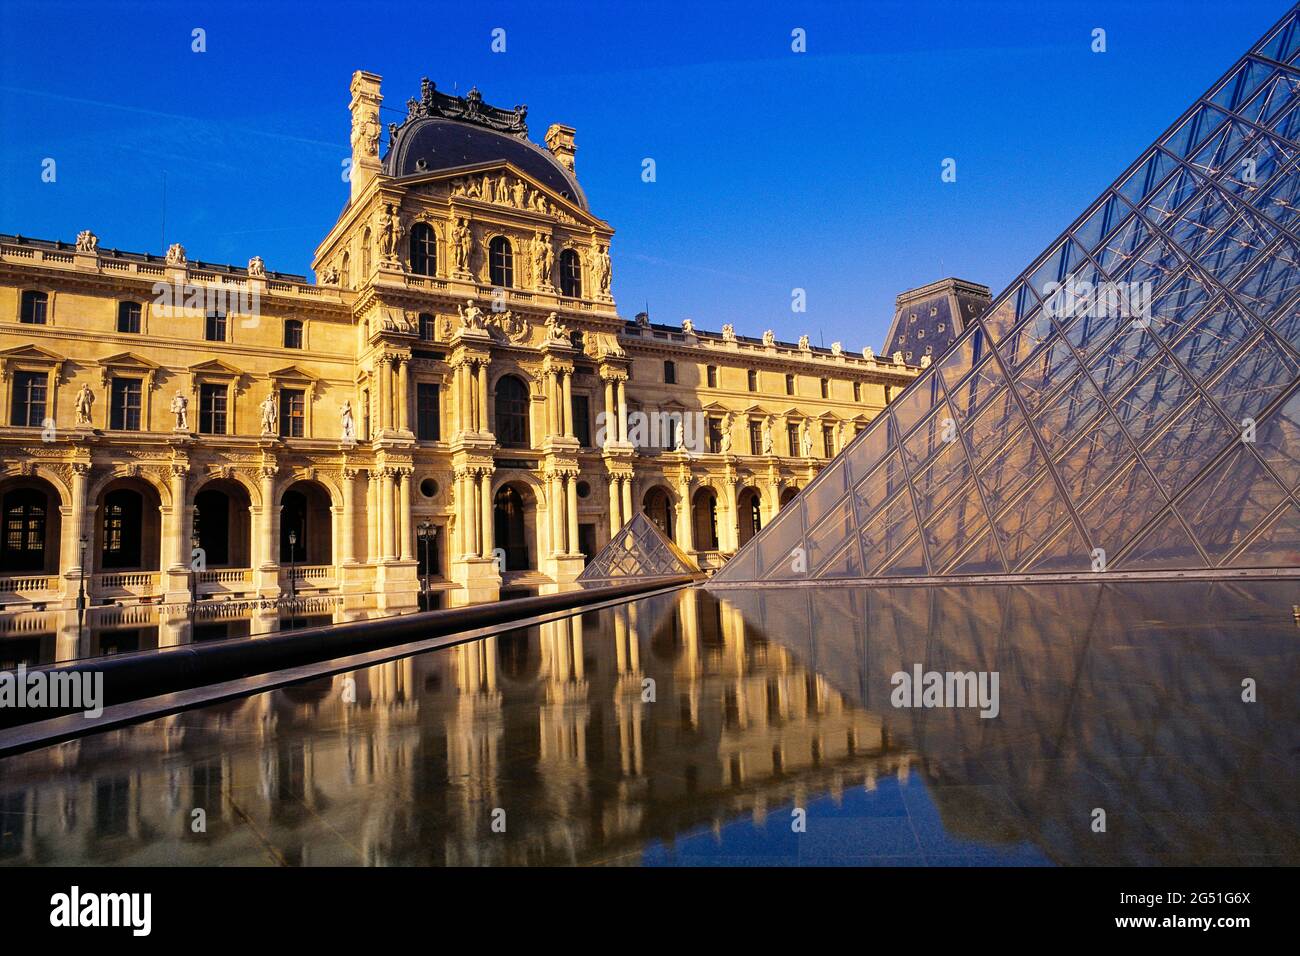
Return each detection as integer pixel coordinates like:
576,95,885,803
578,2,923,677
747,369,758,392
820,378,830,399
748,420,762,456
663,360,676,385
205,311,227,342
199,383,227,435
785,373,795,396
853,381,862,402
280,388,305,438
417,383,441,441
283,320,303,349
109,378,142,431
117,301,141,334
706,365,717,388
823,425,835,458
788,423,800,457
572,394,591,447
10,371,47,427
419,314,436,341
707,416,723,454
19,291,48,325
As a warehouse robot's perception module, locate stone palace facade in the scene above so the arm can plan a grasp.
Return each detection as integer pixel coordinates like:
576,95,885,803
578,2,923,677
0,71,925,612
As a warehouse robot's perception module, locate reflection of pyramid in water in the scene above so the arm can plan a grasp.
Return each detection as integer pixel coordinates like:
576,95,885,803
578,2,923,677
716,8,1300,585
577,513,701,583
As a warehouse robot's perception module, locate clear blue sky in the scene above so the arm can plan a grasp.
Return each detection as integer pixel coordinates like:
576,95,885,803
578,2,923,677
0,0,1290,352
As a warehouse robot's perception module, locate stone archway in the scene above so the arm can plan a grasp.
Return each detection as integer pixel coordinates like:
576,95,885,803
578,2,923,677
0,476,63,574
493,481,537,572
642,486,676,544
280,480,332,565
193,478,253,568
691,486,719,552
95,476,162,572
736,487,764,547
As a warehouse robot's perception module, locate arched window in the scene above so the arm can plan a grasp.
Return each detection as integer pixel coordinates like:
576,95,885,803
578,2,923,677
559,248,582,298
1,489,47,572
494,375,530,448
340,252,351,288
489,236,514,288
409,222,437,276
360,228,372,278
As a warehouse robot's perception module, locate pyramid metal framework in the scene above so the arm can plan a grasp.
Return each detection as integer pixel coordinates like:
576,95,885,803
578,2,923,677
714,6,1300,586
577,513,700,583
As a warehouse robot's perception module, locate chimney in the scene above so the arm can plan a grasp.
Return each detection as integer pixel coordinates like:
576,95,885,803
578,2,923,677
349,70,384,203
545,123,577,173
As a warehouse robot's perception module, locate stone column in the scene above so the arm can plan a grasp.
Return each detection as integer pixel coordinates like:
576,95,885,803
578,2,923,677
550,474,565,554
561,370,574,439
399,469,414,561
609,477,622,535
464,472,479,556
380,469,395,561
675,483,691,549
367,471,380,562
479,471,494,561
566,473,579,556
616,379,628,443
169,463,189,571
603,378,615,448
341,468,358,564
477,362,490,434
379,357,392,432
396,359,409,433
63,463,90,576
621,476,633,528
260,467,278,567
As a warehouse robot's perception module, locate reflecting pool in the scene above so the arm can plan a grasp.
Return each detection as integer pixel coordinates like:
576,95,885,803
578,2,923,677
0,581,1296,865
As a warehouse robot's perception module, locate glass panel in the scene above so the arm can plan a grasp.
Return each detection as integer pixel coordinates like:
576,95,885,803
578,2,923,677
811,537,865,580
1077,457,1166,560
1035,372,1106,458
946,524,1006,576
801,458,849,530
1116,508,1207,570
1185,119,1256,183
1086,324,1163,396
997,308,1056,375
852,450,909,525
1073,194,1126,254
1256,14,1300,65
1169,301,1254,384
1239,63,1300,123
1134,162,1202,228
1209,57,1276,113
1231,236,1300,321
1140,395,1236,497
962,385,1026,471
1160,102,1231,159
1013,342,1078,412
890,371,943,439
860,497,923,575
978,282,1038,343
1117,149,1179,206
876,532,928,577
1094,212,1152,276
754,503,806,580
974,426,1045,515
1194,211,1277,286
1205,328,1300,423
1227,501,1300,567
1027,238,1091,299
1054,414,1135,508
992,470,1076,570
1147,269,1212,344
923,482,989,572
945,355,1007,424
1253,382,1300,488
900,400,958,473
936,325,988,391
1023,521,1093,573
1254,157,1300,232
806,496,857,575
840,411,895,485
911,438,973,522
1175,445,1292,564
1112,354,1197,444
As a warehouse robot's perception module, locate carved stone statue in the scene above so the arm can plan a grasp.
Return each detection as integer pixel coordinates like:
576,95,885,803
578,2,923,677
532,232,553,289
320,265,339,285
495,176,510,205
75,230,99,253
170,392,189,431
719,412,733,454
798,334,811,352
452,217,472,275
341,400,356,442
892,351,904,365
920,353,932,368
591,242,612,298
379,204,401,262
762,329,775,347
166,243,186,265
721,323,736,342
512,180,526,207
259,393,278,437
761,417,774,456
544,311,570,344
74,384,94,426
682,318,694,335
862,346,874,360
831,341,843,356
801,420,813,458
457,298,486,331
247,256,266,278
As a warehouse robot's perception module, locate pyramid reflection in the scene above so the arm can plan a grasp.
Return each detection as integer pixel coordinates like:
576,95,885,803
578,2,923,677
577,513,700,583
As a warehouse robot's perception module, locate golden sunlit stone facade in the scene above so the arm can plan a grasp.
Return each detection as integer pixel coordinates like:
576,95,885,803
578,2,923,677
0,71,917,613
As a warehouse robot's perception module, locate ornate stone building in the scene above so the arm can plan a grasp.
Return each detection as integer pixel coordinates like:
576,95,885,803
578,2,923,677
0,72,919,612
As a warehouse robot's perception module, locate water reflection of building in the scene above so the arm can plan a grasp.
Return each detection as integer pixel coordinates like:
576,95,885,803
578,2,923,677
0,590,906,866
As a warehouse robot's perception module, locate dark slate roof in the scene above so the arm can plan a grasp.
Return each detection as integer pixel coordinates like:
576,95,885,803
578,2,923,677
383,117,588,210
881,278,991,363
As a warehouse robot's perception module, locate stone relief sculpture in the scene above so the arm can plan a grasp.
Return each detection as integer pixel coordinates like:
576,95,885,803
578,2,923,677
170,392,189,431
166,243,186,265
452,217,472,275
892,351,904,365
457,299,487,331
590,242,612,298
544,311,570,344
75,230,99,253
320,265,339,285
379,204,401,262
532,232,554,289
74,384,95,426
341,400,356,442
260,393,278,436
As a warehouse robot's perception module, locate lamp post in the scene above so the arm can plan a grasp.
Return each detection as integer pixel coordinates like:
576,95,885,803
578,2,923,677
287,528,298,622
417,521,433,610
76,533,88,650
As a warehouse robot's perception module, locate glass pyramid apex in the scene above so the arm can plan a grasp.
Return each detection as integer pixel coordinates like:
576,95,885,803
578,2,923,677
715,5,1300,585
577,512,701,584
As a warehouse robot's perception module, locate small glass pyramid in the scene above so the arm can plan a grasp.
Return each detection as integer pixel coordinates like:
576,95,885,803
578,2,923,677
715,7,1300,585
577,513,701,584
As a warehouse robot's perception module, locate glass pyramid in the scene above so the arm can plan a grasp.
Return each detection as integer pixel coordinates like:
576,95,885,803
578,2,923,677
577,513,701,584
715,8,1300,585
